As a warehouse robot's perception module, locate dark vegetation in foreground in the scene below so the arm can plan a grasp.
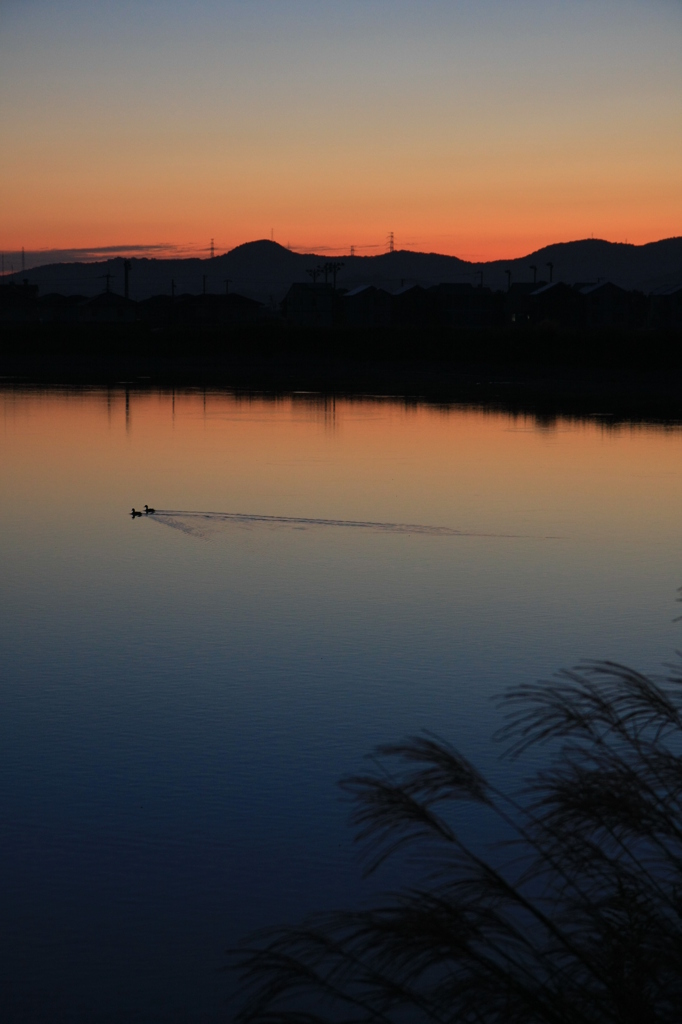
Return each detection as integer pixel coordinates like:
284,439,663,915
232,647,682,1023
2,321,682,423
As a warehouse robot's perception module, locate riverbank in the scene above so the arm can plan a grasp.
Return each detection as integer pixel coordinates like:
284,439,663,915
2,321,681,423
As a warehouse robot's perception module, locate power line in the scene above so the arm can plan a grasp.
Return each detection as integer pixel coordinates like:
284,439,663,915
288,242,383,254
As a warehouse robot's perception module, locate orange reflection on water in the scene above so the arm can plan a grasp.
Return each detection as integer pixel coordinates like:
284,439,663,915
2,388,682,550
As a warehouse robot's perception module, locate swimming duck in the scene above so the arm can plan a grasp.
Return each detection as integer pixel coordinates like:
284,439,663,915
144,505,156,515
131,508,143,517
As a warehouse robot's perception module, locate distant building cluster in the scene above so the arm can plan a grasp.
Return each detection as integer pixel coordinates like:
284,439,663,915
283,280,682,330
1,277,681,330
0,284,263,326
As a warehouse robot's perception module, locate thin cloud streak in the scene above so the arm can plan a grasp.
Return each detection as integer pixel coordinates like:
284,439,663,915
0,243,219,270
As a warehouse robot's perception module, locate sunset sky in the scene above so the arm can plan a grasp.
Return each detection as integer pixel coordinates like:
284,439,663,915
1,0,680,262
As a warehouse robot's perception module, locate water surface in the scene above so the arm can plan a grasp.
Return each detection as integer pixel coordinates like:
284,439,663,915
1,387,681,1021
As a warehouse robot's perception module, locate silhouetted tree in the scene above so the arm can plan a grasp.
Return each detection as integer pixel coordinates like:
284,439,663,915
232,656,682,1023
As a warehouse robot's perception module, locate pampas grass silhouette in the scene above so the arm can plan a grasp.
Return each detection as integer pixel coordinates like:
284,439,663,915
232,623,682,1022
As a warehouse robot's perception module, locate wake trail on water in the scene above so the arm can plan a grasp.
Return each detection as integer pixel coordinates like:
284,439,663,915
145,509,544,540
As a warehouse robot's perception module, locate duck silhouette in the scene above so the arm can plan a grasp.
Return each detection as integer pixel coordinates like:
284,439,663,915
131,508,143,517
144,505,156,515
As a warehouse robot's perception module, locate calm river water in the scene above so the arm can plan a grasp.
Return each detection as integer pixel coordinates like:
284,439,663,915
1,386,681,1021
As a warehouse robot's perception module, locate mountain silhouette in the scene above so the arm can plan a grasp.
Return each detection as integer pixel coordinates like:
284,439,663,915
7,237,681,303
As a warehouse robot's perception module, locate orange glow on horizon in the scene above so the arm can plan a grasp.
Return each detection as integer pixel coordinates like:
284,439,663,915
4,186,679,263
3,173,680,264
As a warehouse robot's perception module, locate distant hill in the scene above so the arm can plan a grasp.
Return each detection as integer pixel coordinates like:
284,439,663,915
5,237,682,303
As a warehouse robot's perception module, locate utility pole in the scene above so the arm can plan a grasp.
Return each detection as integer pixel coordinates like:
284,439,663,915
546,261,554,283
529,264,537,285
224,278,231,295
307,266,322,284
325,261,344,290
